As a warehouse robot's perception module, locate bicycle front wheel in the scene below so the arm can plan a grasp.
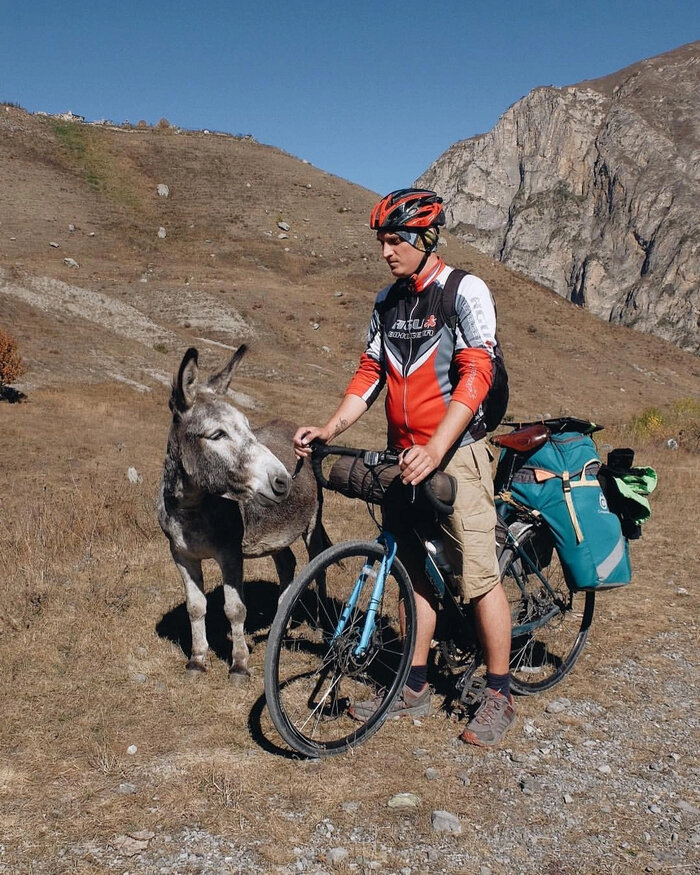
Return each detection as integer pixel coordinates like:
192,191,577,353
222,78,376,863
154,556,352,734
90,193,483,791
264,540,417,757
500,525,595,694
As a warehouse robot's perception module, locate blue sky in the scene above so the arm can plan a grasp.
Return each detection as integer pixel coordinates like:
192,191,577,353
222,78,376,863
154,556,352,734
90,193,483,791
2,1,698,194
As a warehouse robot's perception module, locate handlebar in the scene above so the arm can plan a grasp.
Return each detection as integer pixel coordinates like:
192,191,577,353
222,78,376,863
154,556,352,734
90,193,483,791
309,440,454,517
309,441,399,488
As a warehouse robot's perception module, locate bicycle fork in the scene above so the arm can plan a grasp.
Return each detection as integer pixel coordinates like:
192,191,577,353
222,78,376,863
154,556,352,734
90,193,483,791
331,533,397,658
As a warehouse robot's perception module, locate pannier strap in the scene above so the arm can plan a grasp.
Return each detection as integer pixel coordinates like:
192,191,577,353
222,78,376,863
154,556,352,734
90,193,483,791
513,458,601,545
567,460,606,543
512,460,601,484
562,471,583,543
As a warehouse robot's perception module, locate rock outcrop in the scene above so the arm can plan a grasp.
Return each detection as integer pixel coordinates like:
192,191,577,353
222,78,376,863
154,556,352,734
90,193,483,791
419,42,699,353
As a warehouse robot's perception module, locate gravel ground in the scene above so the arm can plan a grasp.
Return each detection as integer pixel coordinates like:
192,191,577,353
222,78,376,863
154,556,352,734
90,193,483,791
7,625,695,875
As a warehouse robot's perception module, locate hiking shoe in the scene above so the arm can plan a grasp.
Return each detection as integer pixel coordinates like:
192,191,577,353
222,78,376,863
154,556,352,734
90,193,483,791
349,684,431,722
459,688,516,747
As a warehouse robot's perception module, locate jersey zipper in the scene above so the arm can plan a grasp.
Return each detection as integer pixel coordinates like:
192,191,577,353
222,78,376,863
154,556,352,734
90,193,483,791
402,294,420,446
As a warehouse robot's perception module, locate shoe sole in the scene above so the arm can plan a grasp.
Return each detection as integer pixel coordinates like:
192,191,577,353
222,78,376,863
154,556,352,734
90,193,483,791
459,715,517,747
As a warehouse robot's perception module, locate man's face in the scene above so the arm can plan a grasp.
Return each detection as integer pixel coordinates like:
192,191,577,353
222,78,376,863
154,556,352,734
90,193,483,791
377,231,424,278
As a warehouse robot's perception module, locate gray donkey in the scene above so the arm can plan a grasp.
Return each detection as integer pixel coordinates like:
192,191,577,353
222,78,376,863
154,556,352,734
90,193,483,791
158,345,329,681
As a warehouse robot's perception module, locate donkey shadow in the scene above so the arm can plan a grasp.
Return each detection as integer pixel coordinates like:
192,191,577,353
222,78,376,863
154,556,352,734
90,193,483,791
155,578,280,666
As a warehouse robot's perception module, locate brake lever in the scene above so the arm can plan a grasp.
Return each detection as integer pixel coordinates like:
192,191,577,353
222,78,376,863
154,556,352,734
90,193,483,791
291,457,305,480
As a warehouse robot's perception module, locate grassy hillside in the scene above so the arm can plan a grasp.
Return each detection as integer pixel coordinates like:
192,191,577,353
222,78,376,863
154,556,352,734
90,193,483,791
0,106,698,872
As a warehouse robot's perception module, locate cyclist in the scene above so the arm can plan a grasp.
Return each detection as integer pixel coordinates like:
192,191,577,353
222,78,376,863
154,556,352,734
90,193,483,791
293,188,515,747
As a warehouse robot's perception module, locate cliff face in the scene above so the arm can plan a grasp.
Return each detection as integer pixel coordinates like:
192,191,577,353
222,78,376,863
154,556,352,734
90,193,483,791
419,42,700,353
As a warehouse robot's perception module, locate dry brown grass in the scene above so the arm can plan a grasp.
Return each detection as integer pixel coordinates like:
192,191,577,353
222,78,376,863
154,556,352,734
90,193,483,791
1,105,698,871
1,383,697,871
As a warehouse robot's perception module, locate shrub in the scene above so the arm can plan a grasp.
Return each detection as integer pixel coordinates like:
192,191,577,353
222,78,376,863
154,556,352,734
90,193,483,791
630,406,665,437
0,328,25,386
629,398,700,452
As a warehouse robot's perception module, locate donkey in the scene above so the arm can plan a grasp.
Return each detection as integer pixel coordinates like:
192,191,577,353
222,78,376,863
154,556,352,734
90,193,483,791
157,345,329,681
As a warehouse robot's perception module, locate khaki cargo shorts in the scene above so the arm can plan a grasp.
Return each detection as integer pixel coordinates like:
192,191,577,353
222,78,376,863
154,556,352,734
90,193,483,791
384,439,500,602
440,439,500,600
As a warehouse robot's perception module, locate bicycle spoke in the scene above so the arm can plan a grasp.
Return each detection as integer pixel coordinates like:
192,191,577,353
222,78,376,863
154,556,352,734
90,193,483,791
265,541,416,756
500,529,594,694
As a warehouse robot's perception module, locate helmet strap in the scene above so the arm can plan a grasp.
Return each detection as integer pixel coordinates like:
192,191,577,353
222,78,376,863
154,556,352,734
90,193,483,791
409,249,432,290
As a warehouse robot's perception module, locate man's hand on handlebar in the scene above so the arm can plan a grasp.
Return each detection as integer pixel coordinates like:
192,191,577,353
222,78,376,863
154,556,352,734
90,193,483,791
399,442,443,487
293,425,330,459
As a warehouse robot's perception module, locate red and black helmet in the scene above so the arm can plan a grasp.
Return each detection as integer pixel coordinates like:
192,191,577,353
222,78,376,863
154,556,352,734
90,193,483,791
370,188,445,231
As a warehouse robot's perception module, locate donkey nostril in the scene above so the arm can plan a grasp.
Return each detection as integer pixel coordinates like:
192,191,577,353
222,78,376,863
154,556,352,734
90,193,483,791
271,471,291,495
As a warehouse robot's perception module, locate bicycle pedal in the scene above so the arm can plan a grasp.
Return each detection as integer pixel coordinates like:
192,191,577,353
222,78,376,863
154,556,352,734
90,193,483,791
459,674,487,706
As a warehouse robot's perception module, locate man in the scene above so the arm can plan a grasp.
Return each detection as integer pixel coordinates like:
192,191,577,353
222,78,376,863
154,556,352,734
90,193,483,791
293,188,515,747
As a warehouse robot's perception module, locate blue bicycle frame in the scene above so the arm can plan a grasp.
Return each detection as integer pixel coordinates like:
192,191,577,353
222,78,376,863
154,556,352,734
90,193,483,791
331,533,397,658
330,524,565,663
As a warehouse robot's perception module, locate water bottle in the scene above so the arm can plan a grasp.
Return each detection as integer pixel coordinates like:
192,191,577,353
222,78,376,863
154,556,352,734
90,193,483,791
424,536,450,596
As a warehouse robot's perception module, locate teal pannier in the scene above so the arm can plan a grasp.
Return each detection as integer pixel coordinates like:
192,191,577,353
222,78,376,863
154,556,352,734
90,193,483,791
506,430,632,591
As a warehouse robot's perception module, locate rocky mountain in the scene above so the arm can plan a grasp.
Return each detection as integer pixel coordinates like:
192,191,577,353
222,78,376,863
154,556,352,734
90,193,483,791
1,103,698,429
418,42,699,354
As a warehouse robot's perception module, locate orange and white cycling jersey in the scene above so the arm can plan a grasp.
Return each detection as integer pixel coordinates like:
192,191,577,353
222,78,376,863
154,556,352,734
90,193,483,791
345,262,497,451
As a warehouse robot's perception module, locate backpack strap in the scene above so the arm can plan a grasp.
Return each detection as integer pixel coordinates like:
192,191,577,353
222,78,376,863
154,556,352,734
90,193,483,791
439,268,468,332
440,268,509,432
440,267,502,340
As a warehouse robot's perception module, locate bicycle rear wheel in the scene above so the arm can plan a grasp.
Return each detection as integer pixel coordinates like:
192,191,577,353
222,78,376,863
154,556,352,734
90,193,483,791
264,540,417,757
499,524,595,694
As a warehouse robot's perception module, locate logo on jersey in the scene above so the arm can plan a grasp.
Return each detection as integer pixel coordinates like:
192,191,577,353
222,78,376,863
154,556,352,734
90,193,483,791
390,314,437,335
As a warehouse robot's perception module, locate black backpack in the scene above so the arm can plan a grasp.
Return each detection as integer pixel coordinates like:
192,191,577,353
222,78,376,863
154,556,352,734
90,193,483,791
441,269,509,432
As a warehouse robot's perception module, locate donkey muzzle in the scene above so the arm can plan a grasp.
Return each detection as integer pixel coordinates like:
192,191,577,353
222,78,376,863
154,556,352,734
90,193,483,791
269,468,292,501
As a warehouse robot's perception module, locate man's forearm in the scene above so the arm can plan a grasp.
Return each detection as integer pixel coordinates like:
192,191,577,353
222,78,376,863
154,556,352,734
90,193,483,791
399,399,475,486
323,394,368,440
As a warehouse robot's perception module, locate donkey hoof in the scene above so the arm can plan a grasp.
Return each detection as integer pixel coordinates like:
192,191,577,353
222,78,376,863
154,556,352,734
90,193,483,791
228,667,251,686
186,660,207,674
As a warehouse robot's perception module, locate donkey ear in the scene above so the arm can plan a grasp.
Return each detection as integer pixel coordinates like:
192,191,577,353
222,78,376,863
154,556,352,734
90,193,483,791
171,347,199,412
206,344,247,395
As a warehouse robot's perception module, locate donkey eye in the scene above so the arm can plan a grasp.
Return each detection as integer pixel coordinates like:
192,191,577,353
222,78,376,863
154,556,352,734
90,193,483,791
206,429,228,441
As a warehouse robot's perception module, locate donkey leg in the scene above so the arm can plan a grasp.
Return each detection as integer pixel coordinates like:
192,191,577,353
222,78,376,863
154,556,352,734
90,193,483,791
172,552,209,672
305,510,331,560
273,547,296,599
221,556,250,683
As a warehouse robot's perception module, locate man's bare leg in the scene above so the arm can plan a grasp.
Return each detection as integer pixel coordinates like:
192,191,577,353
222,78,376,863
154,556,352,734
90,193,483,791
472,581,511,674
459,580,517,747
410,580,437,667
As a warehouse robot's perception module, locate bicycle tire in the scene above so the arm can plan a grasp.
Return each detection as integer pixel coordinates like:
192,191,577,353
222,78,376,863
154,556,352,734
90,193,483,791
499,526,595,694
264,540,417,757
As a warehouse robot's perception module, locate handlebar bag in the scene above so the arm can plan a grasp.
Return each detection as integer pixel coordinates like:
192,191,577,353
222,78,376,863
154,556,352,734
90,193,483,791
504,431,631,591
328,455,403,504
327,455,457,510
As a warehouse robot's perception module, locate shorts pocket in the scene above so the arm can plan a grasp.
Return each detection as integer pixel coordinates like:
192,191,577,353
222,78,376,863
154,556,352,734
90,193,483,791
459,504,497,534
